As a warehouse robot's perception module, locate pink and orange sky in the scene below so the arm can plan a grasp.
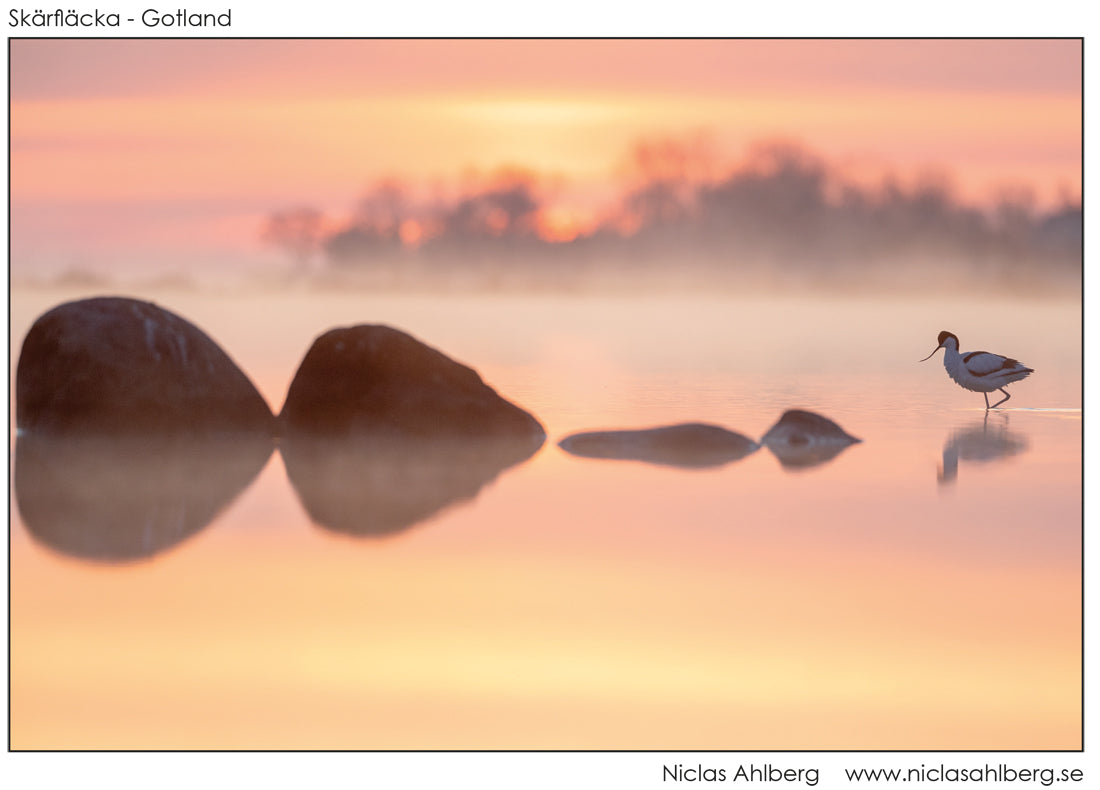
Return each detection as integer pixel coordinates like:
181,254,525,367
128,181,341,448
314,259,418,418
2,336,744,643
9,39,1082,278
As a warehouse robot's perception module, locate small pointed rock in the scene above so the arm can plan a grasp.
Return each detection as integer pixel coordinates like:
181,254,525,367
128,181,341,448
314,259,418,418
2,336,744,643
760,409,861,470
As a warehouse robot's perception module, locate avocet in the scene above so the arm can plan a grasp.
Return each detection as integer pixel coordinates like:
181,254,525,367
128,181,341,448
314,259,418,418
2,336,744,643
920,331,1034,409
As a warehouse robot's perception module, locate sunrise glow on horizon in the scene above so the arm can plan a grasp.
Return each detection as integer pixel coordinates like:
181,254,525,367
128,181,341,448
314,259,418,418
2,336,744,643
9,38,1082,277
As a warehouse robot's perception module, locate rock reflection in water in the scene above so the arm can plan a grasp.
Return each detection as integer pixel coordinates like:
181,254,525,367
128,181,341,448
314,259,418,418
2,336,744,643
760,409,862,471
557,423,759,469
280,433,544,538
14,433,274,562
938,413,1029,485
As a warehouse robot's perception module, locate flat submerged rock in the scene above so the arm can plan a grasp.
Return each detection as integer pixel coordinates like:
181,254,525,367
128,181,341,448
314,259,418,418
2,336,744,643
558,423,759,469
16,297,275,436
279,324,545,439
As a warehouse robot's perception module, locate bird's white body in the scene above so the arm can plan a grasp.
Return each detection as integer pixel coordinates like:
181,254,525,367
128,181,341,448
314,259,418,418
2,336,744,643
922,331,1033,409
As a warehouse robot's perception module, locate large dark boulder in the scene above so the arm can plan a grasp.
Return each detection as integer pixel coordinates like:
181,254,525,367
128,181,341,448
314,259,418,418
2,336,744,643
16,297,276,436
279,324,545,439
558,422,758,469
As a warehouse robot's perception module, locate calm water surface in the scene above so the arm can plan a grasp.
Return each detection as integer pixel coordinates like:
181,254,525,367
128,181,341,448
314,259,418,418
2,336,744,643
9,286,1082,749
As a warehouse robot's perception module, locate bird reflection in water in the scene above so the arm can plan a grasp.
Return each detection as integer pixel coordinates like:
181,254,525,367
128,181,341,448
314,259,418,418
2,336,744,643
279,432,544,538
938,412,1028,486
14,432,274,563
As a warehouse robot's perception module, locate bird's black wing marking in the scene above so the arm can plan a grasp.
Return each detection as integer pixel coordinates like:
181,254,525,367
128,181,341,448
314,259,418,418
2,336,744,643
967,353,1021,378
989,364,1034,381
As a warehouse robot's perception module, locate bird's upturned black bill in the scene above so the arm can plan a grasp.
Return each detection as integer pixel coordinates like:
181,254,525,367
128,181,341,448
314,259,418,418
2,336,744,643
919,344,943,362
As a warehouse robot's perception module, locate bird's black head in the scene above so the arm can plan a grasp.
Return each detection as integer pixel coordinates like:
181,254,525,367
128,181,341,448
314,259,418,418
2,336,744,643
920,330,959,362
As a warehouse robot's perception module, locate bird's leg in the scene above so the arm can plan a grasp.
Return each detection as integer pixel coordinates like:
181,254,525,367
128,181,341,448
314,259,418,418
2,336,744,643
983,391,991,410
989,388,1011,409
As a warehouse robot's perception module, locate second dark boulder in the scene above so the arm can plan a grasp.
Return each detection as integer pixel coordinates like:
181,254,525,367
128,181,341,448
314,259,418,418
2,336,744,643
279,324,545,439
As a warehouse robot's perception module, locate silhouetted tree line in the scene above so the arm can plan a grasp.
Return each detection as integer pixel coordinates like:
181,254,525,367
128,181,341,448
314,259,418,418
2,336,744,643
261,139,1081,292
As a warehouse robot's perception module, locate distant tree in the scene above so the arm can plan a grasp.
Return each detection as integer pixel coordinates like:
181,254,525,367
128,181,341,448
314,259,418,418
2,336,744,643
1034,203,1083,260
437,170,541,242
629,132,716,184
321,181,411,266
352,179,409,240
261,207,326,270
618,133,716,228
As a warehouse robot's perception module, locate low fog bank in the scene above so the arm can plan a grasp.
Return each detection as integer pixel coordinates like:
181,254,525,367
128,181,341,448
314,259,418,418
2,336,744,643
13,249,1081,300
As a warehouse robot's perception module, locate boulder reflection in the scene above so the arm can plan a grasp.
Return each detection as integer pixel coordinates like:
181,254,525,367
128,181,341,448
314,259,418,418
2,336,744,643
938,413,1028,486
557,423,759,469
14,433,274,562
280,433,544,538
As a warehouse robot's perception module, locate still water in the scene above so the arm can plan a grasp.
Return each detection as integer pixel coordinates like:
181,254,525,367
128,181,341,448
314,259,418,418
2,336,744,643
9,285,1082,750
